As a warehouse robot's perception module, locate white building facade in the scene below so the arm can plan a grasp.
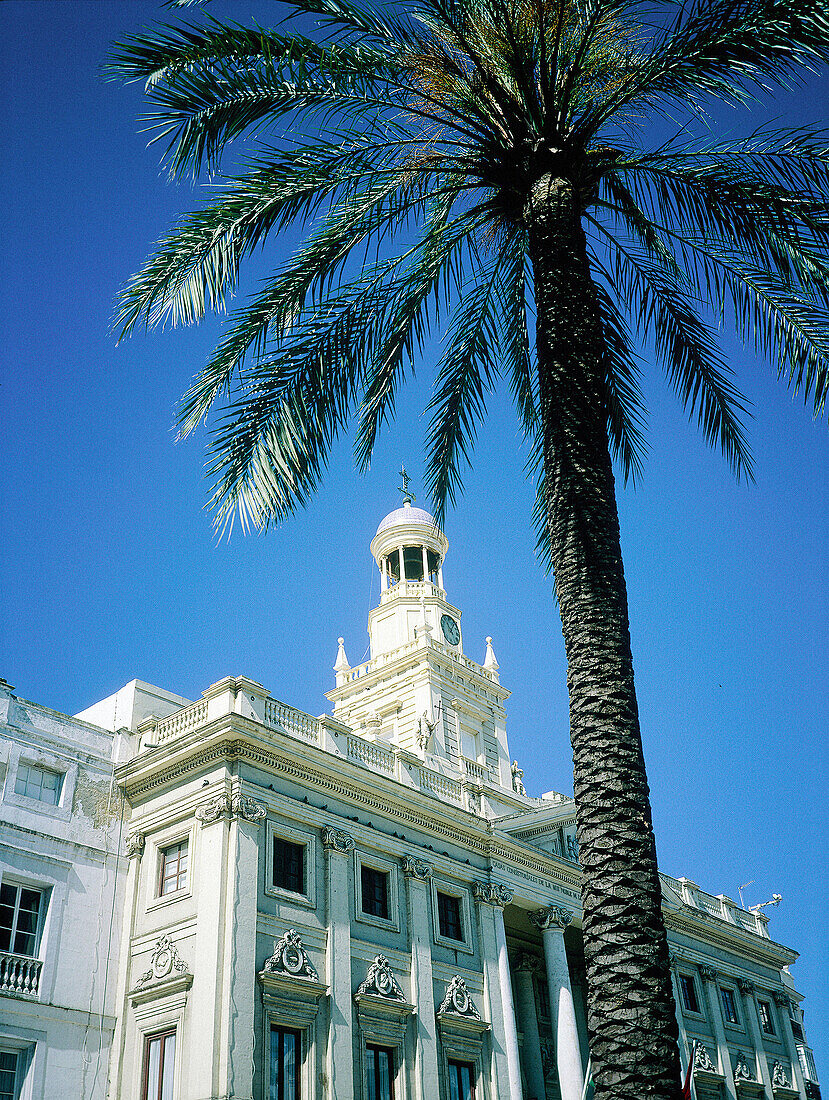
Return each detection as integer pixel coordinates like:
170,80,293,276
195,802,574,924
1,502,821,1100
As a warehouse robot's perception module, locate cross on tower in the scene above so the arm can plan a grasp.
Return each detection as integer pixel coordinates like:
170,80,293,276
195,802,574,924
398,465,415,505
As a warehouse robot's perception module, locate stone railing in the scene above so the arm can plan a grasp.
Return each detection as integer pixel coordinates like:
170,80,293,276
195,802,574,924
348,736,395,775
153,699,209,746
265,699,320,744
420,768,464,806
0,952,42,997
671,878,769,937
135,677,493,815
341,633,499,686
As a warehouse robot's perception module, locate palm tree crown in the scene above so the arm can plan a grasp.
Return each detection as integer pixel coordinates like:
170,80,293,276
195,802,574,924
111,1,829,1096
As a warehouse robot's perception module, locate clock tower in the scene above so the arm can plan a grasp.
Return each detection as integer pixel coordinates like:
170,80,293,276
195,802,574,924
326,481,516,798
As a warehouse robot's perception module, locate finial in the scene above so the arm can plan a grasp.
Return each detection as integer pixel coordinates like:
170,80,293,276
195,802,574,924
334,637,351,686
398,464,415,506
483,637,500,682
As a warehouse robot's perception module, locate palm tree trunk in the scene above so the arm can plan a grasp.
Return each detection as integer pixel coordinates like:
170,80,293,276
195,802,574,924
527,173,681,1100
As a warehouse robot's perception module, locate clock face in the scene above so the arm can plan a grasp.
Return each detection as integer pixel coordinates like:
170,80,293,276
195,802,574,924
440,614,460,645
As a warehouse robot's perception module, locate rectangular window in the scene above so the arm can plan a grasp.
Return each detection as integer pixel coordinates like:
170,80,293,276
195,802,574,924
273,837,305,895
366,1045,394,1100
721,987,739,1025
758,1000,776,1035
679,974,700,1014
270,1027,300,1100
0,883,43,957
437,891,464,942
141,1029,176,1100
14,763,63,806
158,840,188,897
361,865,389,920
448,1060,476,1100
0,1051,19,1100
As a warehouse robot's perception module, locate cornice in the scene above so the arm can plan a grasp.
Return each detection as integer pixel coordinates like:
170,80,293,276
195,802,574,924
664,908,797,969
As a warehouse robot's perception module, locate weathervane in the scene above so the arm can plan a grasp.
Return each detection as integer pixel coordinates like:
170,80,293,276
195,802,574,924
398,464,415,505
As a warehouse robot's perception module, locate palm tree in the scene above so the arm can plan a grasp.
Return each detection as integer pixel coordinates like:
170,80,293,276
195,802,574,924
110,1,829,1096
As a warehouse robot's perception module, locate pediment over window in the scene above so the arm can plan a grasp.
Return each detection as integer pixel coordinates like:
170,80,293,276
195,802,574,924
129,935,193,1009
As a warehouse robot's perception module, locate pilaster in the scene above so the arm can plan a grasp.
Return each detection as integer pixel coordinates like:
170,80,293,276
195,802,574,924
323,827,356,1100
403,856,440,1100
699,965,738,1100
772,992,808,1099
737,979,773,1099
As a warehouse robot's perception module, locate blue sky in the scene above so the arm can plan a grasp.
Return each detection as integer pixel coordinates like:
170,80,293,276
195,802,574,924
1,0,826,1078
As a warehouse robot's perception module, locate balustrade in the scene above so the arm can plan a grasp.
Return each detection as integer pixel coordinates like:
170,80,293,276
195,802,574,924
0,951,42,997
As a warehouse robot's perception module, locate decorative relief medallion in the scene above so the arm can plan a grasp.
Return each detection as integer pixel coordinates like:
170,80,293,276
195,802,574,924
698,964,717,983
321,826,355,854
734,1052,755,1081
529,904,573,932
472,881,513,907
694,1044,718,1073
437,975,482,1020
134,935,189,989
263,929,319,982
737,978,755,996
357,955,405,1000
401,855,431,880
771,1062,790,1088
125,833,145,859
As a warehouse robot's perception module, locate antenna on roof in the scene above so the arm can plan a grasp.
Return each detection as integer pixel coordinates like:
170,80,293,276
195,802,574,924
749,894,782,913
737,881,754,909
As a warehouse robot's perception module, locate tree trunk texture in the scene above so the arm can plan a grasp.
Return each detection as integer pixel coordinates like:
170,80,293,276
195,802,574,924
527,173,681,1100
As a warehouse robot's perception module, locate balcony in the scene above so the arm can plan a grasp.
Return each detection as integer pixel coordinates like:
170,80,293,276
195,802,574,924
0,951,42,997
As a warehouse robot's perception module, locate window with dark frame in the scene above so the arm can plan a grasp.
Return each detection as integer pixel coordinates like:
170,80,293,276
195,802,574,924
721,987,739,1024
366,1044,394,1100
158,840,188,897
0,883,43,958
448,1059,476,1100
0,1050,19,1100
141,1029,176,1100
273,837,305,895
437,891,463,942
361,864,389,920
270,1027,301,1100
758,999,776,1035
679,974,701,1014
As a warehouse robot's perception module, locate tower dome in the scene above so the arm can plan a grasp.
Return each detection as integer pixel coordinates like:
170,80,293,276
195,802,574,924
370,499,449,590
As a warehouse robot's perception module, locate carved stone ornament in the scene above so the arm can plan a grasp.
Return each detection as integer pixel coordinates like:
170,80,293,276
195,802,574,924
262,929,319,982
514,953,543,975
401,855,431,880
196,793,232,824
357,955,405,1000
196,792,267,826
529,904,573,932
698,964,717,983
771,990,791,1009
734,1053,755,1082
125,833,145,859
772,1062,790,1088
694,1044,718,1073
133,935,190,989
232,794,267,824
437,976,482,1020
321,826,355,854
737,978,755,996
472,881,513,907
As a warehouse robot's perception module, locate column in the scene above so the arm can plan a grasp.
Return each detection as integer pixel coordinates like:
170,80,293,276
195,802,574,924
402,857,440,1100
421,545,429,582
773,991,808,1098
698,965,737,1100
323,827,355,1100
669,956,690,1080
398,546,405,585
108,833,145,1096
473,882,524,1099
513,954,547,1100
737,980,772,1098
531,906,584,1100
